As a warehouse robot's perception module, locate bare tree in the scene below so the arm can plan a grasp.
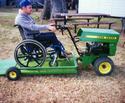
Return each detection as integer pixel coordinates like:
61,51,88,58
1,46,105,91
42,0,68,20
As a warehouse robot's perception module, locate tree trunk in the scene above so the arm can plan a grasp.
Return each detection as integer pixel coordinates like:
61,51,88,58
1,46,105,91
42,0,68,19
41,0,51,20
71,0,78,10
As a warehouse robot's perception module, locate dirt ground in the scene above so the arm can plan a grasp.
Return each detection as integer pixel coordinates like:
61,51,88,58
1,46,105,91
0,8,125,103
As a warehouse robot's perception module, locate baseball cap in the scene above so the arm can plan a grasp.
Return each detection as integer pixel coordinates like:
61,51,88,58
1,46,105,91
19,0,32,8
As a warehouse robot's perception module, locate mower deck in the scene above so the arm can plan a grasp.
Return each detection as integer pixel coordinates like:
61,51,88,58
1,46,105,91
0,57,78,76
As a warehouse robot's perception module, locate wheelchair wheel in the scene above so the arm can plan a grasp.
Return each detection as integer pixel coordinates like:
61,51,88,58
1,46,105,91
14,39,46,67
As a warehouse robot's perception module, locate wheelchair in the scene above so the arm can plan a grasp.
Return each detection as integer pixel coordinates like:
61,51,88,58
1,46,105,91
14,25,65,67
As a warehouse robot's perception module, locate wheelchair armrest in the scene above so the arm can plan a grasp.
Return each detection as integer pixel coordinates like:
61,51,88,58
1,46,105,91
14,24,26,39
14,24,18,27
13,24,21,28
14,25,23,32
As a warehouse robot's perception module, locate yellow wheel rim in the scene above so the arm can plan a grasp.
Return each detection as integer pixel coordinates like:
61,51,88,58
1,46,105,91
99,62,111,74
9,71,17,79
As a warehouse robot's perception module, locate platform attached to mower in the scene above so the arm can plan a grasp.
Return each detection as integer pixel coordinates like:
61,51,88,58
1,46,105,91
0,57,78,76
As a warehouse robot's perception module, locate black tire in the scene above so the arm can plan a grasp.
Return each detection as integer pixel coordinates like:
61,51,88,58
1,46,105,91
49,60,58,67
14,39,46,67
93,57,114,76
6,67,21,81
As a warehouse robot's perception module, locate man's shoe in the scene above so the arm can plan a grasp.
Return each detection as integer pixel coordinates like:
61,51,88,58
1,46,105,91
59,54,66,58
65,50,72,55
59,51,72,58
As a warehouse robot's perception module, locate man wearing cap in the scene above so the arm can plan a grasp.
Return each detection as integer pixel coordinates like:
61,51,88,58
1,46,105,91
15,0,70,58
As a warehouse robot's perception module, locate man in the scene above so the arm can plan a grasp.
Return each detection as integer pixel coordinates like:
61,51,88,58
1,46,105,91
15,0,70,58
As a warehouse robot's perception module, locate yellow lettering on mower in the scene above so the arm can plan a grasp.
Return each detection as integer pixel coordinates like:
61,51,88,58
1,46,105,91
85,35,117,40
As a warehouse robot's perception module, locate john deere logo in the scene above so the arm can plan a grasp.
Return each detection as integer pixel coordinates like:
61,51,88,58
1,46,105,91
85,35,117,40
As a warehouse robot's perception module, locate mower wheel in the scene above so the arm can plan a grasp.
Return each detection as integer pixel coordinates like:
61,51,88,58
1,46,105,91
94,57,114,76
6,67,21,81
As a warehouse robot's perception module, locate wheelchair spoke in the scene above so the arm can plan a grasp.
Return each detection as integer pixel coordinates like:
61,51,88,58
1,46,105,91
26,59,30,67
17,54,28,58
32,50,44,58
33,58,41,65
37,56,44,59
21,45,28,53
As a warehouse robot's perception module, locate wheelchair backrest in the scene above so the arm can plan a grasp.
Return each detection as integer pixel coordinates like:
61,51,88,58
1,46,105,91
14,25,26,40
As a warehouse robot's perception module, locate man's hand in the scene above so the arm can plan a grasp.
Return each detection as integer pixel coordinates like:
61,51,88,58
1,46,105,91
48,23,56,32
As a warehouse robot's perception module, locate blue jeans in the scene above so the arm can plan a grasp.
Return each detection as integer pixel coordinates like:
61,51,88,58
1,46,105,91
34,32,65,54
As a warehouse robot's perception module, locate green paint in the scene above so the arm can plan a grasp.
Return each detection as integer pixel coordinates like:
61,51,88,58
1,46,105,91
79,55,98,69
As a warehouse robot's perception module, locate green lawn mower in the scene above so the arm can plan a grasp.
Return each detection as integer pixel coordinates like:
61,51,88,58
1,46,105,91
0,25,119,80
